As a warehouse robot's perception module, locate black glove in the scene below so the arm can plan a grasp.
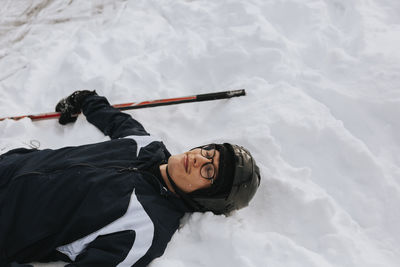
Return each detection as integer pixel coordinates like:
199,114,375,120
55,90,97,125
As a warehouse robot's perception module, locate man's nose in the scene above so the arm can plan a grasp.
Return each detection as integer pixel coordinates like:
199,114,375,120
193,153,211,167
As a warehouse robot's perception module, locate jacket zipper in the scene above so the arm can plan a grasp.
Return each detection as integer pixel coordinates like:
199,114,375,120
11,163,138,181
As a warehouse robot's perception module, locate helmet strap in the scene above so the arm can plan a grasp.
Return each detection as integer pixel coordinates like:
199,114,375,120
166,165,203,211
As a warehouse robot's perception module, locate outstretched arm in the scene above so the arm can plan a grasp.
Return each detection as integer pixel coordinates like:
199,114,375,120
56,91,149,139
81,94,149,139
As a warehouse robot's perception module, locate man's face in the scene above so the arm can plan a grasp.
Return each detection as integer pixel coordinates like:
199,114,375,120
167,146,220,193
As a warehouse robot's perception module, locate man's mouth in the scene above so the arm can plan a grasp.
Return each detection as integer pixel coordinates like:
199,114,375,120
184,154,188,173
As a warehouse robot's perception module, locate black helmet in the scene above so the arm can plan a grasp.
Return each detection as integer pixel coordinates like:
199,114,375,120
189,143,261,214
165,143,261,214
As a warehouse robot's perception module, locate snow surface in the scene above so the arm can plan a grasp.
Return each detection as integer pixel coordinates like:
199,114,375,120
1,0,400,266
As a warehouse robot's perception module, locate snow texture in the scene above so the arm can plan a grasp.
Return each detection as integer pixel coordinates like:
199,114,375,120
1,0,400,266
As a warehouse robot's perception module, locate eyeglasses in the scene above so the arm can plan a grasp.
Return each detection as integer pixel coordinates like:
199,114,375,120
199,144,217,182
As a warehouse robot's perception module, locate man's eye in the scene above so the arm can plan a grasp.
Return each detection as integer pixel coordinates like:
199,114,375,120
205,150,215,158
206,165,214,177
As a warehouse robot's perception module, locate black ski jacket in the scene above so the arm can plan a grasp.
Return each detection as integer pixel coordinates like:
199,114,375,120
0,95,188,266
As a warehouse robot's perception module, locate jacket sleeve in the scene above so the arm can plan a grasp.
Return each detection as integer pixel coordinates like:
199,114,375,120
65,231,141,267
81,95,149,139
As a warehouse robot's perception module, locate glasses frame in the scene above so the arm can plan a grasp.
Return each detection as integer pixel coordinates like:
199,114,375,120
199,144,217,183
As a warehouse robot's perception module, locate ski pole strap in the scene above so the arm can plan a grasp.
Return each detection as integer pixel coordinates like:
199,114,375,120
0,89,246,121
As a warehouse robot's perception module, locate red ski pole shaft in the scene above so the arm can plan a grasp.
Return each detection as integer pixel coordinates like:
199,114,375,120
0,89,246,122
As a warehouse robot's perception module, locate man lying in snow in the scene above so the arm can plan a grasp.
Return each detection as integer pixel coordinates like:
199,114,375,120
0,91,261,267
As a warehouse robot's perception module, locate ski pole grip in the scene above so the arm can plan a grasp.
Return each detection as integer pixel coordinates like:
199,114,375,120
196,89,246,101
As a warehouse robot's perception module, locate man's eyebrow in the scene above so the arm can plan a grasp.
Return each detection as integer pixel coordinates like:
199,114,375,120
214,150,220,175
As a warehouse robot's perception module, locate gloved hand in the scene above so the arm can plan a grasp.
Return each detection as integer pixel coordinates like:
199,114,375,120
55,90,97,125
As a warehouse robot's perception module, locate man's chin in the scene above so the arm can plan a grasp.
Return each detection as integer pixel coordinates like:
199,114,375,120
167,155,181,175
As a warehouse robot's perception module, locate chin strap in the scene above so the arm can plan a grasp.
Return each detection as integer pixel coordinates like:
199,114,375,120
166,165,203,211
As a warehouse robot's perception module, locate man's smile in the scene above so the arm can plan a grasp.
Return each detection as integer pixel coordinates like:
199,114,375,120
184,154,188,173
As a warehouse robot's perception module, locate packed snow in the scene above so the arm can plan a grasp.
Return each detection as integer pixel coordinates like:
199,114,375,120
1,0,400,266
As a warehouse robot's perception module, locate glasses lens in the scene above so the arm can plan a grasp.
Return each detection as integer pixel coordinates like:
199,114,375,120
201,163,215,180
201,144,216,159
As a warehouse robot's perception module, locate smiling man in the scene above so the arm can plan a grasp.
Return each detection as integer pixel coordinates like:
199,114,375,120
0,91,260,267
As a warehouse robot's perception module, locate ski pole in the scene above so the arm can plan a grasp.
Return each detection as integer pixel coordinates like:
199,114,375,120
0,89,246,122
